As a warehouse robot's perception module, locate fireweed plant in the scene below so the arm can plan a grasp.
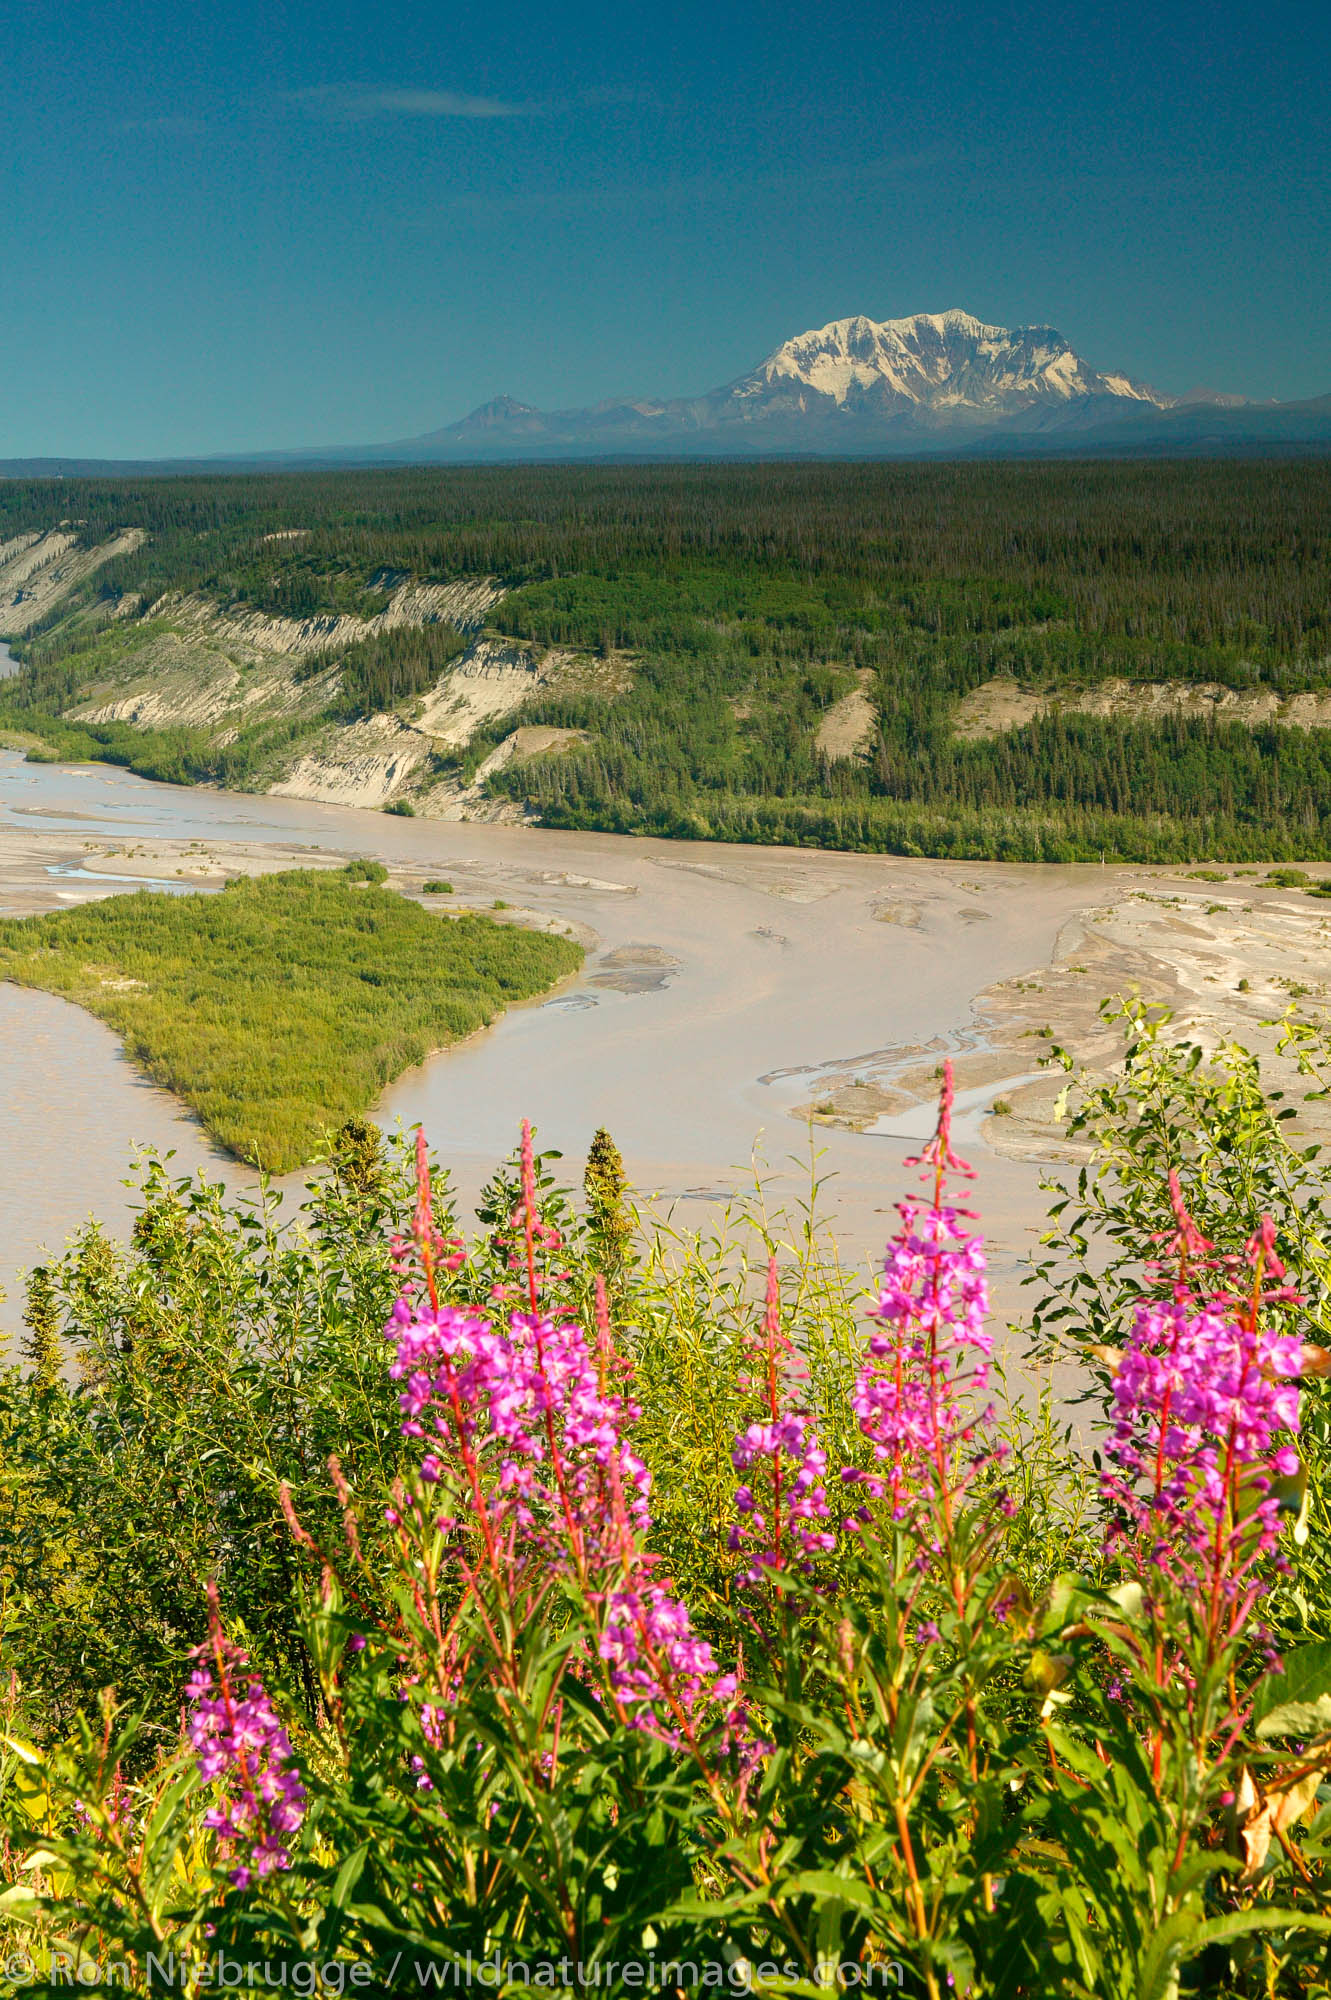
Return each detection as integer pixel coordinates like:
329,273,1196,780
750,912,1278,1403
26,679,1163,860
376,1125,743,1750
184,1586,308,1889
5,1063,1331,1995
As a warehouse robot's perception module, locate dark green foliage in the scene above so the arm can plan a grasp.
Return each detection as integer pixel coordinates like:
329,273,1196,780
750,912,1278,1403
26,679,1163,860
329,1115,389,1209
494,669,1331,861
0,703,334,792
0,1145,423,1728
6,459,1331,858
0,871,581,1168
421,879,452,893
2,460,1328,669
313,619,469,719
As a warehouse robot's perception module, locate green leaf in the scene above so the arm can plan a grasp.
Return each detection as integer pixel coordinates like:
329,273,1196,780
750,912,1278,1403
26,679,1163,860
0,1885,43,1920
1252,1640,1331,1724
1255,1696,1331,1740
0,1735,45,1768
1106,1581,1145,1621
330,1841,370,1911
785,1871,878,1913
1192,1908,1331,1949
1038,1573,1095,1635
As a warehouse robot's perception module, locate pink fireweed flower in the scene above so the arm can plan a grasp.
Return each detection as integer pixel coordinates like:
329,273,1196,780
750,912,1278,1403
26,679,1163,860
185,1595,307,1887
386,1292,652,1563
849,1197,993,1519
384,1181,743,1751
599,1582,738,1738
730,1413,836,1583
842,1064,1005,1543
71,1771,133,1840
1103,1292,1304,1595
1159,1168,1214,1270
389,1129,467,1285
1103,1214,1305,1652
905,1057,975,1184
728,1258,837,1586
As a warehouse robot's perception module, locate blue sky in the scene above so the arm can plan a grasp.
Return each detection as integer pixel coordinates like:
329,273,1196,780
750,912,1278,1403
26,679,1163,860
2,0,1328,456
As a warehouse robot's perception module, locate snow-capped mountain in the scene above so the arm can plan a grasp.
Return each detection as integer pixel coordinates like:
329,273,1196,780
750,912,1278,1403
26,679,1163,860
728,309,1170,419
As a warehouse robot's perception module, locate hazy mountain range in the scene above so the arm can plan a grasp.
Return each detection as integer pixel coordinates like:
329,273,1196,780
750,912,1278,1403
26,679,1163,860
7,310,1331,471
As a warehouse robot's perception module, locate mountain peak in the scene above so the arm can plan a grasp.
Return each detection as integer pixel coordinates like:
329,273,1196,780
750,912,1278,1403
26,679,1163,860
454,395,542,428
746,309,1168,412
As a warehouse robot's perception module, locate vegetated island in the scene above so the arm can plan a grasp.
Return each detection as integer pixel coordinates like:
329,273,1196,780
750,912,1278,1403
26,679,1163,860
0,865,582,1170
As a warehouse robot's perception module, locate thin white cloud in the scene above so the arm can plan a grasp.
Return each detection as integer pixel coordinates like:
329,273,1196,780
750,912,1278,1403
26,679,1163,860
300,85,525,122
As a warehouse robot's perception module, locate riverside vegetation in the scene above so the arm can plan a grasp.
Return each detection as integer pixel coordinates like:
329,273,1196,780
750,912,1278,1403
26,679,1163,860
0,868,580,1170
3,1014,1331,1994
3,460,1331,860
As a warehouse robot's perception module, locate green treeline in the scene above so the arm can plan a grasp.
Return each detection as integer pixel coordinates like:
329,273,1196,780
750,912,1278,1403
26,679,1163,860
0,870,581,1168
0,704,334,789
310,619,469,719
2,460,1328,670
5,459,1331,860
497,678,1331,860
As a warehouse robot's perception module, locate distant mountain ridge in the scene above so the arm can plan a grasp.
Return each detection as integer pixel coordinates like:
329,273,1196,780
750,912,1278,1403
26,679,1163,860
414,309,1177,456
365,308,1331,461
4,310,1330,471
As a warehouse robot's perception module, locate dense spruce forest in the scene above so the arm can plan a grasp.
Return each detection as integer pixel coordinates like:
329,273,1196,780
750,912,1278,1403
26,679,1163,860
3,459,1331,860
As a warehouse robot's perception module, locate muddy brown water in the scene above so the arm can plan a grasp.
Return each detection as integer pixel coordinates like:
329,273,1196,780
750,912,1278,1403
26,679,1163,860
0,750,1122,1338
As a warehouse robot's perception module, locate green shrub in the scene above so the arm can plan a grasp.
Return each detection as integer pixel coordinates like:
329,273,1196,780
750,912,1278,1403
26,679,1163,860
3,1046,1331,1997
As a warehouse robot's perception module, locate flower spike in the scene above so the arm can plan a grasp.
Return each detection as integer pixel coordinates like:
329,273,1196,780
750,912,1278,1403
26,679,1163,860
905,1058,975,1187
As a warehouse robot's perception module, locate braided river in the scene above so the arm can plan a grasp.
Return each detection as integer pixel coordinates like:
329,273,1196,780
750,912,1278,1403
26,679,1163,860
0,744,1118,1329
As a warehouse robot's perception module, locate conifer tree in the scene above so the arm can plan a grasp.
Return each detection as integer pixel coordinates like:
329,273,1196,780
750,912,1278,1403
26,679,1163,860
333,1116,388,1210
584,1128,633,1276
21,1265,62,1390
